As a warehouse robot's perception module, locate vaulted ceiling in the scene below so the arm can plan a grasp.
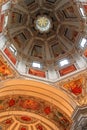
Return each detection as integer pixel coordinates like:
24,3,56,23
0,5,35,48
0,0,87,130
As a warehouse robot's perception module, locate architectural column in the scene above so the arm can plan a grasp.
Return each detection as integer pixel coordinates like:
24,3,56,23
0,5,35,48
71,106,87,130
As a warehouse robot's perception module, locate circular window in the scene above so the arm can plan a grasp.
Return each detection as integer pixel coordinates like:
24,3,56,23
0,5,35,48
36,16,51,32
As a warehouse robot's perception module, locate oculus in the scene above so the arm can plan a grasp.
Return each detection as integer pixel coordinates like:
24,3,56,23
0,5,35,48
36,16,51,32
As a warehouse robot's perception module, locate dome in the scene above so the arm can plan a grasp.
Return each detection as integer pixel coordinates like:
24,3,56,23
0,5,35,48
0,0,87,130
0,0,87,82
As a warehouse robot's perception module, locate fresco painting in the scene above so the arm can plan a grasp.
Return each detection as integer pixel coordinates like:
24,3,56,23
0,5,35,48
0,55,13,78
4,48,17,65
19,126,28,130
36,124,46,130
29,68,46,78
59,65,76,76
0,95,70,129
84,49,87,57
84,5,87,15
63,78,83,95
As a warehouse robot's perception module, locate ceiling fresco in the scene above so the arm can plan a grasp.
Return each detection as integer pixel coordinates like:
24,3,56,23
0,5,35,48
0,95,70,130
0,53,16,80
0,79,76,130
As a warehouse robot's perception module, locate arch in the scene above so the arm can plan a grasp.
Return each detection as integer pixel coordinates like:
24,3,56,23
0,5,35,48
0,79,78,129
0,79,77,116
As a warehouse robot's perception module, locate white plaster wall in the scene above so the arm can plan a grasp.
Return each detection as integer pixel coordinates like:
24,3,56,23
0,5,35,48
0,35,6,49
74,54,87,68
17,60,26,73
47,67,58,80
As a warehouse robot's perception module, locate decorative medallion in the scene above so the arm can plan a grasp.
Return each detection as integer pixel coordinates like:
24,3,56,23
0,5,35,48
36,16,51,32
